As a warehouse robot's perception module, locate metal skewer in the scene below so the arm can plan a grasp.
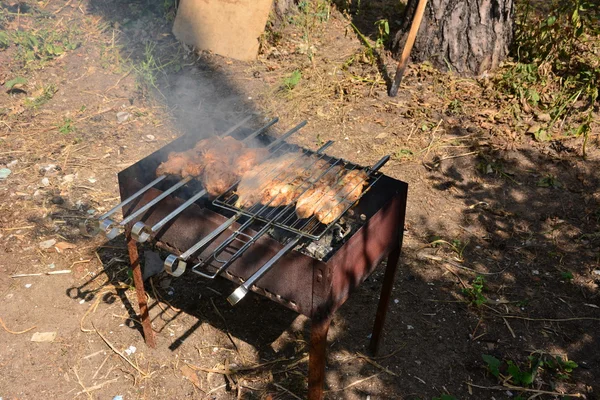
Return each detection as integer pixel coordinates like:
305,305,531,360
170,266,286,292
131,120,307,244
97,114,255,238
227,155,390,306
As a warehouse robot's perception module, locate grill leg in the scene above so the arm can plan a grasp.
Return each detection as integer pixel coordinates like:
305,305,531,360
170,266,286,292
369,245,401,356
308,317,331,400
126,231,156,348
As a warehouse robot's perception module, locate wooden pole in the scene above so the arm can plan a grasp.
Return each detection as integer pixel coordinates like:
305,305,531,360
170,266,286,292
389,0,428,97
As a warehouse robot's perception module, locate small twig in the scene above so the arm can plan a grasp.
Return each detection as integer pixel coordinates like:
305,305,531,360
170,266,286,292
498,315,600,323
326,373,380,393
47,269,72,275
93,323,148,377
150,277,181,314
466,382,584,398
356,353,398,376
0,225,35,231
83,350,105,360
69,260,91,270
92,355,110,380
503,317,516,338
273,383,303,400
80,295,103,333
185,357,288,374
54,0,73,14
418,253,505,276
11,273,43,278
210,298,241,359
0,317,36,334
438,151,478,161
61,144,72,171
442,264,468,289
76,107,115,123
73,367,93,400
206,384,227,395
75,377,119,395
105,69,133,93
371,344,407,360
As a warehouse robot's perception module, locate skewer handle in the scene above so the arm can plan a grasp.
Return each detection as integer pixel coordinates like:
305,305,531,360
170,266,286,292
227,236,301,305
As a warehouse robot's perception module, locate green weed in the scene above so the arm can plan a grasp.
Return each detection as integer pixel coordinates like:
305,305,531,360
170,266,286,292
5,76,28,90
374,19,389,49
25,84,57,109
9,28,80,68
446,99,463,115
482,352,578,388
429,237,468,262
560,271,574,280
462,276,487,307
282,70,302,91
57,118,75,134
394,149,414,160
536,174,562,188
500,0,600,155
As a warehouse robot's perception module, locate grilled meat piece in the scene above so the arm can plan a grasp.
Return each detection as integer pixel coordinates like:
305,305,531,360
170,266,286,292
234,152,303,208
156,150,201,177
258,158,332,207
156,136,251,181
295,164,343,219
234,147,269,176
295,169,367,224
313,170,368,224
203,161,239,197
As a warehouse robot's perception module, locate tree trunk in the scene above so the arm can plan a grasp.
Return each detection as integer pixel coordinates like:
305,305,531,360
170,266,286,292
392,0,514,76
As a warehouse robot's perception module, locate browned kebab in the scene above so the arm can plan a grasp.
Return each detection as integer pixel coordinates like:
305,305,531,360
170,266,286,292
233,151,368,225
155,136,270,197
156,136,369,225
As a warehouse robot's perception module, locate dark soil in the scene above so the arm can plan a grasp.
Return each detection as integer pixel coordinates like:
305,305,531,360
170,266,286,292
0,1,598,399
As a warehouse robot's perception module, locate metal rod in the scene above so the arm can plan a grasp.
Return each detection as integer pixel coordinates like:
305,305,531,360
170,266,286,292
182,213,240,260
227,236,301,305
99,175,166,221
191,218,267,279
120,177,192,226
133,120,306,243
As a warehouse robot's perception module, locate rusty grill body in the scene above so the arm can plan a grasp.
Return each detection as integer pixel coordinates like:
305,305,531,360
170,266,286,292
115,122,407,399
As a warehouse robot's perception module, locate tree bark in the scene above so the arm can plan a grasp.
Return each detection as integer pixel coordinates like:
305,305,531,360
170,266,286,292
392,0,514,76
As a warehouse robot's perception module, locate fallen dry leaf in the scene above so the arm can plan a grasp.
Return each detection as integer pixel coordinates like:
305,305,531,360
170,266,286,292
180,365,201,389
54,242,77,252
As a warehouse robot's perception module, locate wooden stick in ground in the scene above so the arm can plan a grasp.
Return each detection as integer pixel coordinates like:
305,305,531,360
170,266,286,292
389,0,428,97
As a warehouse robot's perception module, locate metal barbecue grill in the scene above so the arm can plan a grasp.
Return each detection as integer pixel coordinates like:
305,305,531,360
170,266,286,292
101,116,408,400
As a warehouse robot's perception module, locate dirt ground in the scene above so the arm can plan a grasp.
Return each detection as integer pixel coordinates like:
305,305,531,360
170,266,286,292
1,1,599,399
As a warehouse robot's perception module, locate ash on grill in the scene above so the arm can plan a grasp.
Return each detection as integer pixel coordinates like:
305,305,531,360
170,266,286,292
270,211,365,261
